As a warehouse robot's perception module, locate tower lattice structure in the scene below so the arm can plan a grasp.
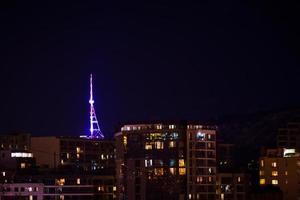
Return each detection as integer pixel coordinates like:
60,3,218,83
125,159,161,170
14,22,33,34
89,74,104,139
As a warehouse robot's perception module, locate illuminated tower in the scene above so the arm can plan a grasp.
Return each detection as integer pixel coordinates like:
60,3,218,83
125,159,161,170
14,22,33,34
89,74,104,139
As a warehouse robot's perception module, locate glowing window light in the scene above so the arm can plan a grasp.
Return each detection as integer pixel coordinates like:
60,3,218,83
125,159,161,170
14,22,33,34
196,132,205,140
76,147,80,153
259,170,264,176
260,160,264,167
56,178,65,186
169,125,175,129
145,142,152,150
179,168,186,175
155,141,163,149
271,162,277,167
272,179,278,185
11,152,33,158
237,176,241,183
169,168,176,175
20,163,26,169
145,159,152,167
113,186,116,191
272,171,278,176
179,159,185,167
98,186,104,191
154,168,164,176
156,125,162,129
169,141,176,148
77,178,80,185
260,179,265,185
123,136,127,146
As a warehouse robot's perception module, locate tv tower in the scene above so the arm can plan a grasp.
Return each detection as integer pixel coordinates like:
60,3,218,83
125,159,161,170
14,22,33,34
88,74,104,139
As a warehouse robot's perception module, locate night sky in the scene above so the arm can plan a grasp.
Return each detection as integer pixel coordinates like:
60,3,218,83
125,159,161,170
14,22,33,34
0,1,300,137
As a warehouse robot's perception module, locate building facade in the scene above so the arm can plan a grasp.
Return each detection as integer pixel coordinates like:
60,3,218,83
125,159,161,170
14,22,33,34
31,136,115,174
259,148,300,200
216,173,249,200
0,133,31,151
115,123,217,200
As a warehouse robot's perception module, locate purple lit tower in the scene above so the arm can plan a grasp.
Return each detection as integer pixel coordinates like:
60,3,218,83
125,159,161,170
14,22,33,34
88,74,104,139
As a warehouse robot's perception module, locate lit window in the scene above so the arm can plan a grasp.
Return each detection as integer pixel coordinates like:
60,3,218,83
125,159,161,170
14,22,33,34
272,179,278,185
260,160,264,167
170,168,176,175
169,159,176,167
56,178,65,186
29,195,33,200
272,171,278,176
221,193,224,200
59,195,64,200
156,125,162,129
207,134,211,140
259,170,264,176
155,141,164,149
169,125,175,129
76,147,80,153
285,171,288,176
207,143,211,148
196,132,205,140
271,162,277,167
123,136,127,146
179,159,185,167
237,176,241,183
260,178,265,185
66,153,70,159
77,178,80,184
208,176,212,182
145,142,152,150
113,186,116,191
169,141,176,148
154,168,164,176
76,153,80,159
196,176,203,183
179,168,186,175
98,186,104,191
2,171,5,177
170,132,179,139
28,187,32,192
145,159,152,167
11,152,33,158
20,163,26,169
60,159,64,165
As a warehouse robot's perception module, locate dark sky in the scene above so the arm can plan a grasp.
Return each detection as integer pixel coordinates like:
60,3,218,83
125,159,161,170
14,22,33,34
0,1,300,137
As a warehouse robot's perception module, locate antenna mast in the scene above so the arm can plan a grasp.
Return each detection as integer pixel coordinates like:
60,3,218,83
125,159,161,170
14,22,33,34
89,74,104,139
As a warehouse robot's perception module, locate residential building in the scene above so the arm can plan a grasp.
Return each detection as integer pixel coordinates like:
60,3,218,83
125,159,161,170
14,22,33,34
259,148,300,200
277,122,300,150
216,173,249,200
115,123,217,200
0,132,30,151
30,136,115,174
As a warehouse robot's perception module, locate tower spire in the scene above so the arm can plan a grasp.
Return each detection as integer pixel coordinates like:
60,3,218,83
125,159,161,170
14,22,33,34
89,74,104,139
